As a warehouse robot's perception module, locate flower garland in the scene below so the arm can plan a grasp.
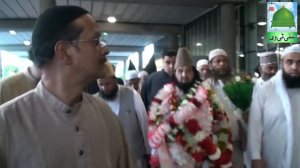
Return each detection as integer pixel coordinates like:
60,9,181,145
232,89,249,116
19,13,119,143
148,81,232,168
207,89,233,168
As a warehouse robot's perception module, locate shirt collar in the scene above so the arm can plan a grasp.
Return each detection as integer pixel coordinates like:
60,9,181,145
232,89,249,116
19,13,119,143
36,81,71,113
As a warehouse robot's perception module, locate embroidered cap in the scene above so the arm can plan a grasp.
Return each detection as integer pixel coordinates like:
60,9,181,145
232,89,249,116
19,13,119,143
257,52,277,65
174,47,193,69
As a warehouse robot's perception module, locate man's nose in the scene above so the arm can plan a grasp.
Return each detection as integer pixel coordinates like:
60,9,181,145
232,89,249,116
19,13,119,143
101,46,110,56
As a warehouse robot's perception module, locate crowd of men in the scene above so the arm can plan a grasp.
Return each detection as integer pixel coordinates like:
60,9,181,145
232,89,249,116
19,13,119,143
0,5,300,168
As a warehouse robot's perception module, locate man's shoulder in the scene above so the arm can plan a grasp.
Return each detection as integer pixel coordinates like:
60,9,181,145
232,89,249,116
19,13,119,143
0,90,37,116
148,70,165,79
202,77,214,89
0,73,26,88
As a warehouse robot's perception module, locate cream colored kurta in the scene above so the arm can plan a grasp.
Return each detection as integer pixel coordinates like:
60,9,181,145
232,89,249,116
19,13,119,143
0,82,136,168
248,70,300,168
0,68,37,105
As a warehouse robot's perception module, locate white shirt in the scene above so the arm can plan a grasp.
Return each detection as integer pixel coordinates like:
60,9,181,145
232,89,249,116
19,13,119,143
98,85,150,155
289,88,300,168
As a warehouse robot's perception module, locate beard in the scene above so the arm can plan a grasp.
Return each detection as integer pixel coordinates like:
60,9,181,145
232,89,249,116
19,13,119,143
211,67,231,79
282,70,300,88
174,76,196,94
99,85,119,100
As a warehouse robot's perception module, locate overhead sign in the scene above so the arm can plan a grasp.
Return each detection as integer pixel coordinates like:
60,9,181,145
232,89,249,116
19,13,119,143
267,2,298,43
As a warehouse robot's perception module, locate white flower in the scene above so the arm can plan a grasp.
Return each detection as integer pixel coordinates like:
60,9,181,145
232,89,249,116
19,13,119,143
194,131,207,142
235,75,241,82
208,148,221,161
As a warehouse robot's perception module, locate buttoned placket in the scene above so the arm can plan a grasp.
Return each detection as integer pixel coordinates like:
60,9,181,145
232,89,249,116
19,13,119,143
66,103,90,168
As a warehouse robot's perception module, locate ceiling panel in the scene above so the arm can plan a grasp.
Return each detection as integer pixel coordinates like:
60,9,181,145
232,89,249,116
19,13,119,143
0,31,32,45
5,0,28,18
108,51,135,57
18,0,38,18
92,1,104,18
68,0,80,6
81,1,92,12
0,0,17,18
0,0,237,63
114,3,128,16
105,33,164,46
103,2,116,16
56,0,68,6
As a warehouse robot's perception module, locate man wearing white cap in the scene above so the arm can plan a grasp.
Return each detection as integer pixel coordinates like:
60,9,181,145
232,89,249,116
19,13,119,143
248,44,300,168
202,48,244,168
125,70,140,92
253,52,278,96
96,62,150,168
196,59,210,81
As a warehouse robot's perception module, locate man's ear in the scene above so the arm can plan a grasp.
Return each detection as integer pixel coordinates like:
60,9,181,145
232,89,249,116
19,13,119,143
54,41,73,65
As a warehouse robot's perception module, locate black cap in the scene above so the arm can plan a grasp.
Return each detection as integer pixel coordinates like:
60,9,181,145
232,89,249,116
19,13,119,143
30,6,89,66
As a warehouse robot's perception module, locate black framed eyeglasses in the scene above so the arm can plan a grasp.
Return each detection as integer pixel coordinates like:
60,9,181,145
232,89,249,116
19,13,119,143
70,37,107,47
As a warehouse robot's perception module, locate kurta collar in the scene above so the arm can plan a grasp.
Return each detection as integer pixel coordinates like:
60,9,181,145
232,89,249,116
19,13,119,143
35,81,72,114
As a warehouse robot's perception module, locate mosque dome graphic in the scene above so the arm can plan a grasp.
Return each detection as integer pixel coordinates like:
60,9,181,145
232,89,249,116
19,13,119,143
271,6,295,28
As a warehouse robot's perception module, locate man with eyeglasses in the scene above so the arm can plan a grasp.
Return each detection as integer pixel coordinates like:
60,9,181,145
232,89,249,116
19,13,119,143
0,6,136,168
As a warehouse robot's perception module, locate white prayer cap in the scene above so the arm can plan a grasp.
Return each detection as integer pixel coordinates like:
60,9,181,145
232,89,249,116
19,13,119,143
125,70,138,80
257,52,277,65
208,48,227,61
196,59,208,69
138,70,148,78
282,44,300,58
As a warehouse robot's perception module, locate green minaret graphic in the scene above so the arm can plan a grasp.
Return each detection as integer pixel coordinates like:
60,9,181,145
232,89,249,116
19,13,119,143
271,6,295,28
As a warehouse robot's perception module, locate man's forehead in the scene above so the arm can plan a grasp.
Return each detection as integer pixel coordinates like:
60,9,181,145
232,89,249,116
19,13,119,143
164,56,176,60
74,14,100,34
214,55,227,59
283,53,300,61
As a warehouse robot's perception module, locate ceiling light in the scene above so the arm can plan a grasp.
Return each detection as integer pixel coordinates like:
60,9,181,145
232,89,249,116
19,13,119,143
103,32,108,36
239,54,244,57
196,43,202,46
9,30,16,35
257,43,264,47
107,16,117,23
258,21,267,26
261,36,264,39
23,40,31,46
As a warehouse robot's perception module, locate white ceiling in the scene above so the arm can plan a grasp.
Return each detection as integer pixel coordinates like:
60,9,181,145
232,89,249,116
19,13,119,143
0,0,246,61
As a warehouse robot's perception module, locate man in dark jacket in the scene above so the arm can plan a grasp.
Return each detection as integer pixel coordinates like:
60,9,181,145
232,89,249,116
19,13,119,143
141,50,176,111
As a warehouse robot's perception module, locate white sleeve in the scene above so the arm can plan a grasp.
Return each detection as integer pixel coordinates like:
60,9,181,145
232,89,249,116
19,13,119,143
247,86,265,160
133,90,151,154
